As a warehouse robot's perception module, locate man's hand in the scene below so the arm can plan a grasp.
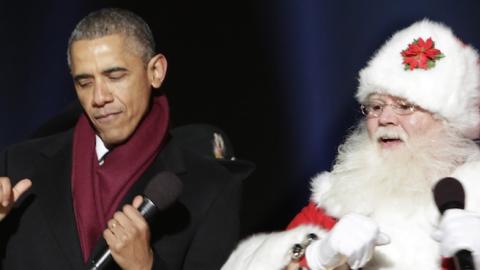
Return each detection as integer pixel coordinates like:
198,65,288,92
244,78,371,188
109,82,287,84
433,208,480,267
305,213,390,270
0,177,32,221
103,195,153,270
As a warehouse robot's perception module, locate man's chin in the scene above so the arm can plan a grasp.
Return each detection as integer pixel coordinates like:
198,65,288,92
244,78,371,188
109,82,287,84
98,132,131,147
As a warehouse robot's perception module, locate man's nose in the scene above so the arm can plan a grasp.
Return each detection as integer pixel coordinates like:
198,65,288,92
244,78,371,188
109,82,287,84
378,105,399,126
92,81,113,106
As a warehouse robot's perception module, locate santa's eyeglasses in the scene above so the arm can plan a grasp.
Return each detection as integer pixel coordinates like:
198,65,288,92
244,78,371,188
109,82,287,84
360,101,418,118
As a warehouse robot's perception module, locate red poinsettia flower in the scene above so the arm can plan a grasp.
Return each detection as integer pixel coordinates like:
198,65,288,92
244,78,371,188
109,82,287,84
401,37,445,70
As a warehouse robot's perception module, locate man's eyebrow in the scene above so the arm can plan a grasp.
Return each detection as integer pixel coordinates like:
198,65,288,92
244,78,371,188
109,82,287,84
102,67,128,75
73,73,93,82
73,67,128,82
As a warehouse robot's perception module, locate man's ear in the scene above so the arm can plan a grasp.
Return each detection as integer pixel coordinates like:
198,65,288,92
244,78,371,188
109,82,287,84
147,54,168,89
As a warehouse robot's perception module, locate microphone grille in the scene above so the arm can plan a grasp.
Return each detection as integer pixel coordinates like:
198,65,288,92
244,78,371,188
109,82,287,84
144,172,183,210
433,177,465,214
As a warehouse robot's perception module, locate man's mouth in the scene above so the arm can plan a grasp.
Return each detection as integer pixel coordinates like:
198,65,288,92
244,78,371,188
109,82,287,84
94,111,122,123
378,136,403,148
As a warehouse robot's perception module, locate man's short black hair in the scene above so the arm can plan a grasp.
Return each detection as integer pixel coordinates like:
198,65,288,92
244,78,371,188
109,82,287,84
67,8,156,67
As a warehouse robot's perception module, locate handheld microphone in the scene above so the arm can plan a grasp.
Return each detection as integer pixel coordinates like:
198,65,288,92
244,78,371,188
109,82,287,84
433,177,475,270
87,171,183,270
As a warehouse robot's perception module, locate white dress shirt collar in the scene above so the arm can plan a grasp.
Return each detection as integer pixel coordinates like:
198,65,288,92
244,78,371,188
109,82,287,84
95,135,110,165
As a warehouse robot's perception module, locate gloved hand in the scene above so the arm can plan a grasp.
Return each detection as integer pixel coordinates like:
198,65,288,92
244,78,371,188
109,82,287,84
432,209,480,266
305,213,390,270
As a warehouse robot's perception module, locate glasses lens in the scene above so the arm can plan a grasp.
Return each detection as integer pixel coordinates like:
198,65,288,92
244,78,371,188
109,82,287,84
361,103,382,117
367,103,384,117
393,102,415,115
362,98,417,117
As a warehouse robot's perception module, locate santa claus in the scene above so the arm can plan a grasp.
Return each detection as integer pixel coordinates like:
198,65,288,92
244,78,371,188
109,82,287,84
222,19,480,270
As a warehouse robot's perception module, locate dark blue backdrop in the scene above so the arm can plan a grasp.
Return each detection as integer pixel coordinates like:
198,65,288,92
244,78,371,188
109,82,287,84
2,0,480,235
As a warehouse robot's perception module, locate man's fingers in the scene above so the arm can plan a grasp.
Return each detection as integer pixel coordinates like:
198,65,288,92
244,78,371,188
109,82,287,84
126,196,147,226
103,228,116,246
0,178,32,207
132,195,143,209
121,204,148,232
113,211,132,229
0,177,12,207
12,179,32,201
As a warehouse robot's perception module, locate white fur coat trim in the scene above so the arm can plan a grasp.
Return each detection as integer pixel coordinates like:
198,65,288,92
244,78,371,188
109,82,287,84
222,225,328,270
309,161,480,270
221,161,480,270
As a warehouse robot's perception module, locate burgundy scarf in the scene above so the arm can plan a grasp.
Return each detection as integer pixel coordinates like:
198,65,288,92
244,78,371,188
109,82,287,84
71,95,169,261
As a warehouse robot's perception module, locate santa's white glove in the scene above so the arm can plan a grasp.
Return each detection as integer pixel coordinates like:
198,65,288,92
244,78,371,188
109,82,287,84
432,209,480,267
305,213,390,270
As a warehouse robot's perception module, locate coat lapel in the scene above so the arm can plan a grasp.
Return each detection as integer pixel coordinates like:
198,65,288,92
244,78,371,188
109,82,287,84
35,133,85,270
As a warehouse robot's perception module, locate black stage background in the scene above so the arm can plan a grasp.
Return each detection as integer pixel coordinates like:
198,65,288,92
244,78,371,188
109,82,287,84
1,0,480,237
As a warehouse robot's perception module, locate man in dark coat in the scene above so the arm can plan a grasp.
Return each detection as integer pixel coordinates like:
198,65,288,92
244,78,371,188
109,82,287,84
0,8,245,270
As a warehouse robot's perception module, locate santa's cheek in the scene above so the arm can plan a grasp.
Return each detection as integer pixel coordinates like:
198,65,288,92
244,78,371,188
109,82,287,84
407,117,420,126
405,115,439,135
402,116,428,136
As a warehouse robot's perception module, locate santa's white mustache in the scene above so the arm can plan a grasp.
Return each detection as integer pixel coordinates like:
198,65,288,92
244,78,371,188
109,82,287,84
373,127,408,142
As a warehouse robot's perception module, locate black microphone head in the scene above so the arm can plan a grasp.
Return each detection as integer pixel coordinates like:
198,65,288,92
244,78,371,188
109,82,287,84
433,177,465,215
144,172,183,210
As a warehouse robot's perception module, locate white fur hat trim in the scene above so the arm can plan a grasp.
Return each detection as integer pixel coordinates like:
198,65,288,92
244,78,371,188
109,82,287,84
357,19,480,139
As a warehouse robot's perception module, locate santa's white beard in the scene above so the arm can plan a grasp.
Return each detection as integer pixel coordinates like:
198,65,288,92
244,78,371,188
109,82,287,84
318,121,480,217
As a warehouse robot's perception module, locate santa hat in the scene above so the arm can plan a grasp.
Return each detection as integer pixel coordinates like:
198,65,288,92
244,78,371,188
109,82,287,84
357,19,480,139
